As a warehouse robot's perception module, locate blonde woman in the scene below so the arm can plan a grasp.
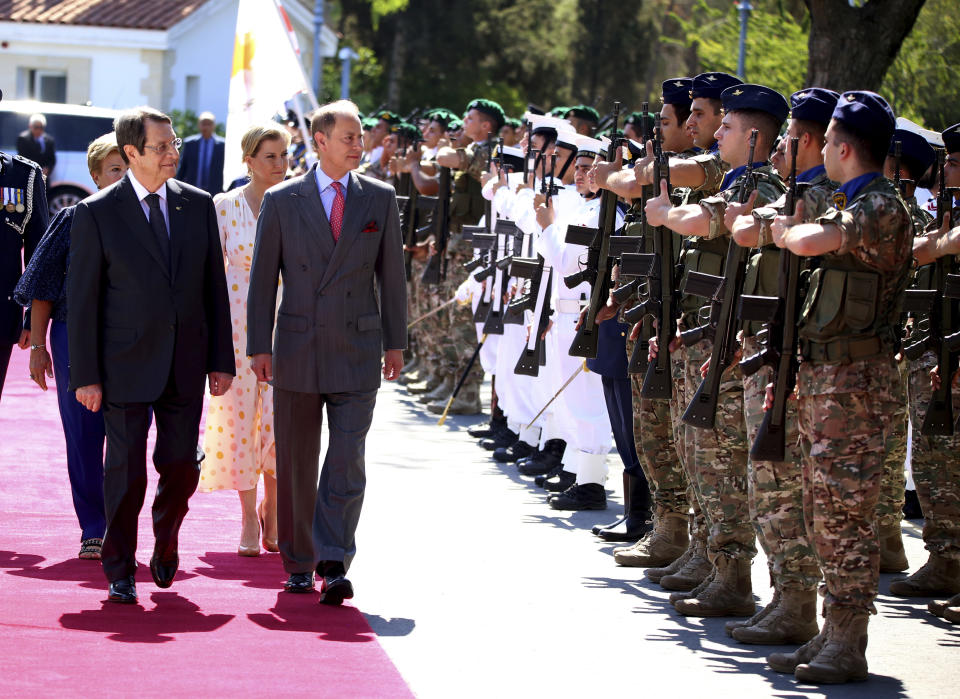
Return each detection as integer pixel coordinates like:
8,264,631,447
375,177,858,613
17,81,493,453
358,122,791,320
200,124,290,555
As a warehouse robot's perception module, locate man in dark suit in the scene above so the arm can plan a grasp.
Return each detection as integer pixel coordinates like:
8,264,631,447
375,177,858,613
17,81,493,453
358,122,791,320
247,100,406,605
175,111,225,194
16,113,56,177
67,106,235,604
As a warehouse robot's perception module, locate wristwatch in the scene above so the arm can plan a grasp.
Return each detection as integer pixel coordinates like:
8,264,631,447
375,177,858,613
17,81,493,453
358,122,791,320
30,343,46,351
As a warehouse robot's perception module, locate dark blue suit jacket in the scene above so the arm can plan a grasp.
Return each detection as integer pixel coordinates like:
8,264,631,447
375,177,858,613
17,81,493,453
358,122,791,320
176,134,225,195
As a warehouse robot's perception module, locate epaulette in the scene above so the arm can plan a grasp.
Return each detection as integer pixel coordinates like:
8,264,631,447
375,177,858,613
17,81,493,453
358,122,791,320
12,154,42,171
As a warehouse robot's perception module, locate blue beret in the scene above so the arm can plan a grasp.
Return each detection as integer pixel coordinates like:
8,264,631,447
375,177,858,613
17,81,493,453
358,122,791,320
831,91,895,143
888,129,936,177
943,123,960,154
720,83,789,126
790,88,840,126
690,72,742,100
661,78,693,107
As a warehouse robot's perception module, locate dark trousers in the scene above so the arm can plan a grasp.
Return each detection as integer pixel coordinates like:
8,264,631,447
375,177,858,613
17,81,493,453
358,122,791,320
50,321,107,541
274,387,377,575
601,376,643,478
100,371,203,582
0,341,11,401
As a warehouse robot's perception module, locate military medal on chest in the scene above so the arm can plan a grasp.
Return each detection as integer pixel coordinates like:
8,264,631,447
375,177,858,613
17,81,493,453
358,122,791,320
15,188,25,213
2,187,12,213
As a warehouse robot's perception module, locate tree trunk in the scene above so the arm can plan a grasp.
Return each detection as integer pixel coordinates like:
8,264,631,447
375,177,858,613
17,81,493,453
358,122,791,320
386,15,408,110
805,0,926,92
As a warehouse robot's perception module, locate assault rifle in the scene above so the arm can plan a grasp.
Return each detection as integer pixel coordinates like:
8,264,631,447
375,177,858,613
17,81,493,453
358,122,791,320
510,255,552,375
565,102,623,359
421,166,452,285
681,129,760,429
905,149,958,435
737,137,801,460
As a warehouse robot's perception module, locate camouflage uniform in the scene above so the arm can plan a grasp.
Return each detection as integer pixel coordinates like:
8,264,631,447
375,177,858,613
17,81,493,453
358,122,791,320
904,201,960,562
690,163,785,563
436,139,493,397
796,175,913,614
742,170,837,593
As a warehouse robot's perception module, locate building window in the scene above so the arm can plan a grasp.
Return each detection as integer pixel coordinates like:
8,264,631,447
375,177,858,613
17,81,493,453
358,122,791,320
185,75,200,113
16,69,68,103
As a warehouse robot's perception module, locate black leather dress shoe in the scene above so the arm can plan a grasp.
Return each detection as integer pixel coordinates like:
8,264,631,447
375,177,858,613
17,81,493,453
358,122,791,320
549,483,607,510
493,440,534,463
542,469,576,493
107,575,138,604
535,463,565,487
468,418,506,439
479,429,517,451
319,574,354,606
284,572,315,593
150,553,178,589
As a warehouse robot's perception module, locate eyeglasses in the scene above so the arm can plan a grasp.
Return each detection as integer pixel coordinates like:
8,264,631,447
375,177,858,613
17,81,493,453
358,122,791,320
143,138,183,156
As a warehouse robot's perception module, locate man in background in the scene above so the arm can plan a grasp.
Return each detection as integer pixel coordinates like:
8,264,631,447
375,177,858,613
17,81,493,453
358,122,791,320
176,111,225,194
17,113,56,178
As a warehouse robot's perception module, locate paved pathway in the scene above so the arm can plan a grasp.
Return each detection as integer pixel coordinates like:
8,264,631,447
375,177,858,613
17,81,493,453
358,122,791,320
354,379,958,698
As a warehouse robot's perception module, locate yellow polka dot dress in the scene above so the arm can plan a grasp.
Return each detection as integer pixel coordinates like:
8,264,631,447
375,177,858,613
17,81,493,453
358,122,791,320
200,187,277,492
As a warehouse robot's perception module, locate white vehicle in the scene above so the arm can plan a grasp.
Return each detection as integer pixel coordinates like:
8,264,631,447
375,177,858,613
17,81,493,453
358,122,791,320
0,100,118,214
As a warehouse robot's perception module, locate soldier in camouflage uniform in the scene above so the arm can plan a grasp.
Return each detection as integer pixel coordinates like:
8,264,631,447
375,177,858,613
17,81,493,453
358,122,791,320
890,122,960,615
723,88,840,645
766,91,913,683
873,128,939,573
425,99,506,415
647,84,791,619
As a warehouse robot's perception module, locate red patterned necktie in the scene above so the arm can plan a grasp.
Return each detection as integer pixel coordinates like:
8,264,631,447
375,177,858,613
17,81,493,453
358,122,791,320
330,181,345,242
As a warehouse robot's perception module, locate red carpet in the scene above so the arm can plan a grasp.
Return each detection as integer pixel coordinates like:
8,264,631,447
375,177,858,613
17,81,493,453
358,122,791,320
0,350,412,697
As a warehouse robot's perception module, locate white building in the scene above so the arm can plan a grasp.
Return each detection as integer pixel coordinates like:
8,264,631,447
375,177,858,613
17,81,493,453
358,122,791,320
0,0,337,118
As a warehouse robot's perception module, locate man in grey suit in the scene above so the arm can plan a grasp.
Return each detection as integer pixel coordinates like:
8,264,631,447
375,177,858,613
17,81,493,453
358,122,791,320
247,100,406,605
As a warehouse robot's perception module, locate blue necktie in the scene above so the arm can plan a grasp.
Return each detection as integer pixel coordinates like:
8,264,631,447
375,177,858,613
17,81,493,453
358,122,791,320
199,138,210,190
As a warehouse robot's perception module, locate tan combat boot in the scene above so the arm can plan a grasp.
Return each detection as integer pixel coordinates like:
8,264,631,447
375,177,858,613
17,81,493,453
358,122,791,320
660,535,712,591
732,588,819,645
878,523,909,573
646,536,694,583
889,553,960,597
794,607,869,684
928,591,960,618
612,511,688,567
669,567,715,605
768,616,831,673
407,371,441,394
674,555,756,617
726,588,780,637
418,374,454,404
427,384,481,416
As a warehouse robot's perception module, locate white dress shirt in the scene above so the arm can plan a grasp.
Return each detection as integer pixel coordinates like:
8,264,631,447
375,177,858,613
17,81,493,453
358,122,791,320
128,170,170,234
314,166,351,222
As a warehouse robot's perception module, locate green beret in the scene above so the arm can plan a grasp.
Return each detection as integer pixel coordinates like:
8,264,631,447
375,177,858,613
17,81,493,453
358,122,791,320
504,117,522,129
423,108,457,127
361,117,378,130
466,98,506,130
549,106,570,118
565,105,600,123
447,117,463,131
376,110,401,125
391,121,422,143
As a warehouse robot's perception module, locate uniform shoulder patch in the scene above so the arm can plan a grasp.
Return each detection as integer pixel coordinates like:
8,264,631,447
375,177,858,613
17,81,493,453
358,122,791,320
11,154,41,171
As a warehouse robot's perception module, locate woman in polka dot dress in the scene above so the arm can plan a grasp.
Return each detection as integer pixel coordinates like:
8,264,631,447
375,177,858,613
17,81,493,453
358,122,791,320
200,124,290,556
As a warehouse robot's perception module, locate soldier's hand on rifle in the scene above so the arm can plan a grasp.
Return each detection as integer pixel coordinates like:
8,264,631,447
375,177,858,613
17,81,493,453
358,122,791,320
595,297,620,324
763,382,775,411
594,147,623,191
542,320,553,340
646,334,657,359
491,167,508,195
644,179,672,228
632,141,656,186
536,201,555,229
435,146,460,168
405,240,431,262
576,306,588,330
723,189,758,234
931,211,960,259
771,199,805,248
